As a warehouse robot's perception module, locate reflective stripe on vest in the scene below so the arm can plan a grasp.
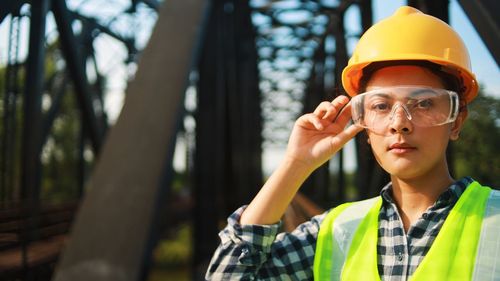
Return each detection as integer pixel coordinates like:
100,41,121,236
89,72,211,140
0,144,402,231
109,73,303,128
472,188,500,280
314,181,500,281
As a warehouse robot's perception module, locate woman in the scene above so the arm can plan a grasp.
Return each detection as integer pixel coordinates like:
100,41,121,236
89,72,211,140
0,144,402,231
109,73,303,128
206,6,499,280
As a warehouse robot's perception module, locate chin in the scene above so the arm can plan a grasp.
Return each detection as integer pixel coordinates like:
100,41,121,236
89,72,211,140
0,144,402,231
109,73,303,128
388,170,424,180
381,159,424,179
386,161,442,180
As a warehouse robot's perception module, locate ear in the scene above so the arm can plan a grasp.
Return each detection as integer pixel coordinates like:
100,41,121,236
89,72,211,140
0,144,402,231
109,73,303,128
450,110,467,141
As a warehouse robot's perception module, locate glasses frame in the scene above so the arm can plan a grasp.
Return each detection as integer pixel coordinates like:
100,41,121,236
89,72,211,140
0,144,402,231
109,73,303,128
350,86,460,130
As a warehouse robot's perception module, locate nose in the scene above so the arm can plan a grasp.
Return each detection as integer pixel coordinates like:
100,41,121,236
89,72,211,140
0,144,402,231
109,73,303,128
389,104,413,134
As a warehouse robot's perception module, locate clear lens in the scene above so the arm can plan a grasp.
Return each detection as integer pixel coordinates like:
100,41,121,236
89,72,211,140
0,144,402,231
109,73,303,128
351,86,459,134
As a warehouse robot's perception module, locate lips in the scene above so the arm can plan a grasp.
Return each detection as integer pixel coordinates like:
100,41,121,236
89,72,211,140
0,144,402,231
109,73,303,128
388,142,416,153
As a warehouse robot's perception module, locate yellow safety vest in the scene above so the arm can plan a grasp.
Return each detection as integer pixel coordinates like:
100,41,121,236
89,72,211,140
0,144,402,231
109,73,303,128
314,181,500,281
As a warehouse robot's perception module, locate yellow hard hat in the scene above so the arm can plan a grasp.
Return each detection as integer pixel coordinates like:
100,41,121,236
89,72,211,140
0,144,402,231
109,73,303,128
342,6,478,103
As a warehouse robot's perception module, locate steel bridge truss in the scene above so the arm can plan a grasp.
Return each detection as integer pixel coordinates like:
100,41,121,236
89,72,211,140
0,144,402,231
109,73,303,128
0,0,498,280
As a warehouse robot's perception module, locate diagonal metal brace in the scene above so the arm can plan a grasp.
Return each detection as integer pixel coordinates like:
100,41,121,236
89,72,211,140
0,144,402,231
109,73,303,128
52,0,107,154
457,0,500,66
52,0,209,280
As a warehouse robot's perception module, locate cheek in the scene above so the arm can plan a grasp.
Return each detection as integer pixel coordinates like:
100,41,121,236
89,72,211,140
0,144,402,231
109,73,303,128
421,126,453,148
366,135,386,157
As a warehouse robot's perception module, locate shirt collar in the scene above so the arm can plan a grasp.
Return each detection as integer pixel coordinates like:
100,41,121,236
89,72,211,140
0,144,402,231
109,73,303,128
380,176,474,207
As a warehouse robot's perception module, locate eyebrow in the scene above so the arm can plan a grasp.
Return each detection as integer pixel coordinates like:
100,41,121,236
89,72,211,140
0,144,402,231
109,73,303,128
366,92,391,98
363,93,396,104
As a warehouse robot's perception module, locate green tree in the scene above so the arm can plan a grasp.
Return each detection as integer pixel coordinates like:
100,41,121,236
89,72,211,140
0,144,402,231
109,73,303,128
0,40,95,203
40,42,95,202
454,90,500,188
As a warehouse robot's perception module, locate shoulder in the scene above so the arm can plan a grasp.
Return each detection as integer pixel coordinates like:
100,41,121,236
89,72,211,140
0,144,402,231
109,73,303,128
471,180,500,206
468,181,500,218
319,196,381,236
489,188,500,197
327,197,381,222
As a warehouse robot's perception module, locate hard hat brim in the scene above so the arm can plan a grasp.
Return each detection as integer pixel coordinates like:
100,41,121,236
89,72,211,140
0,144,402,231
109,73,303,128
342,56,478,103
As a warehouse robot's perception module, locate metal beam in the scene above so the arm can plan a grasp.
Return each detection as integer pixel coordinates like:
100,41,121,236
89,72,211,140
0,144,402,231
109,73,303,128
20,0,49,202
40,74,68,147
52,0,209,280
68,11,138,57
20,0,50,276
332,12,348,203
457,0,500,66
359,0,372,33
132,0,161,11
355,0,390,199
408,0,449,23
0,0,24,23
1,15,22,201
193,1,262,277
51,0,106,154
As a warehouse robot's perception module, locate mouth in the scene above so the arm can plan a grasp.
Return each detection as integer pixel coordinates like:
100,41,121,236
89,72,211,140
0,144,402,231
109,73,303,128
388,143,417,154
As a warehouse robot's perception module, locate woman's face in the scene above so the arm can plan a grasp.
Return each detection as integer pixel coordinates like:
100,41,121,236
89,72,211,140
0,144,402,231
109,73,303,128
364,65,465,180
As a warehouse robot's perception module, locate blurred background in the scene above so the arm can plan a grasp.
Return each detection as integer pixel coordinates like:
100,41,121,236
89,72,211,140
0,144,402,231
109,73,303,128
0,0,498,280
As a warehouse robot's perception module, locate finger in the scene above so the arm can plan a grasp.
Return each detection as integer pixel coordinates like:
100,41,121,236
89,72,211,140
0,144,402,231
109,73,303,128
343,123,364,138
322,117,356,136
334,102,353,127
319,102,353,135
313,101,335,119
297,113,325,130
329,124,364,149
322,95,350,121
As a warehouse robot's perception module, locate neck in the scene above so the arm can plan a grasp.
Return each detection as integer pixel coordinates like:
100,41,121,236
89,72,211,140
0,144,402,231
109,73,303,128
390,162,455,231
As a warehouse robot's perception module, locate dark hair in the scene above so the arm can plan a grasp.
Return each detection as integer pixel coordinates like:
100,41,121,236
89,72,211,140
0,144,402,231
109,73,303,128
358,60,467,111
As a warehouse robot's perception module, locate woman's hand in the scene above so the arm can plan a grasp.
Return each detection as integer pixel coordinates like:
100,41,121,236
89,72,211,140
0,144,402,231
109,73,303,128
284,95,363,172
240,96,362,225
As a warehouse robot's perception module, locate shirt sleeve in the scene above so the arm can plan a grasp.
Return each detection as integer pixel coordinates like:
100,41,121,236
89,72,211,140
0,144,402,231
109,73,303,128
205,205,328,280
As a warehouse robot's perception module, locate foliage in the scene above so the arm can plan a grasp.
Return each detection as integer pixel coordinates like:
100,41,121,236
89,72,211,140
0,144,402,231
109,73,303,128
0,40,94,203
453,90,500,188
152,223,192,268
39,42,90,202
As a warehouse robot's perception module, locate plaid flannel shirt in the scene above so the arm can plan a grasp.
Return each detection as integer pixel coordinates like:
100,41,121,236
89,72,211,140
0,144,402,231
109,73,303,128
206,177,472,281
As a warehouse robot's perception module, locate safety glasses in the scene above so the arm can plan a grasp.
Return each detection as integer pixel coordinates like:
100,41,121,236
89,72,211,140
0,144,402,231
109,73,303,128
351,86,459,135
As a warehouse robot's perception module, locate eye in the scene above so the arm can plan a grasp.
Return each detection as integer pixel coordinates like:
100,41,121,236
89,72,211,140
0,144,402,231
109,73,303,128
415,99,433,109
370,102,390,112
